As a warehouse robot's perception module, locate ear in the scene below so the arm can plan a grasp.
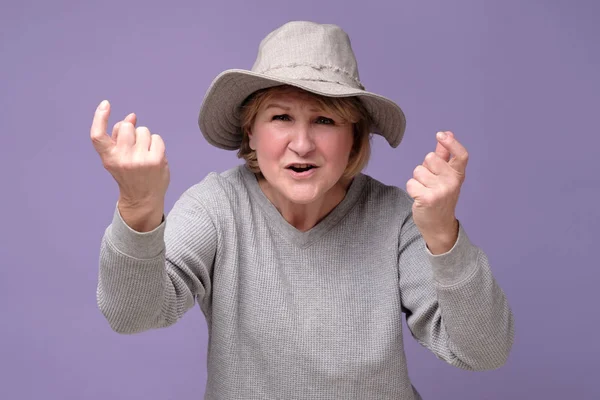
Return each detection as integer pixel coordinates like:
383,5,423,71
248,129,256,150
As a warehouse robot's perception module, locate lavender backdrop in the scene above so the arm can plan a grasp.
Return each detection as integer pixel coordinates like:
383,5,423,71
1,0,598,399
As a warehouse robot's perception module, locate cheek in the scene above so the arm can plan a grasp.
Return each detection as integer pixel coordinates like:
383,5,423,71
320,130,354,164
253,127,287,162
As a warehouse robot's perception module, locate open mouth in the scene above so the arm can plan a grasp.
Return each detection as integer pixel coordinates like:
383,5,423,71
286,164,317,173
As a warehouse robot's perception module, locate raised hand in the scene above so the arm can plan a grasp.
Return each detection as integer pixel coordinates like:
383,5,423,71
406,131,468,254
90,100,170,231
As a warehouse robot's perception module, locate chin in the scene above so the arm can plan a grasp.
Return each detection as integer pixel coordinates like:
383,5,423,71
282,185,324,205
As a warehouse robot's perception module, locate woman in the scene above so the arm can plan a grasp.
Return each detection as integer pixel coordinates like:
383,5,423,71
91,21,514,400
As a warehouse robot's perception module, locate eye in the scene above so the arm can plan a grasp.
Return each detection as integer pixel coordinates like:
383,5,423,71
272,114,291,121
316,116,335,125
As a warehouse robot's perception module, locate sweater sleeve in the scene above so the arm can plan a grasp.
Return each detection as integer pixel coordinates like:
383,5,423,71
96,189,217,334
397,214,514,370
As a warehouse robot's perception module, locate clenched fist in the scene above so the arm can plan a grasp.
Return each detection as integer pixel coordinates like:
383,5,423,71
90,100,169,231
406,131,468,255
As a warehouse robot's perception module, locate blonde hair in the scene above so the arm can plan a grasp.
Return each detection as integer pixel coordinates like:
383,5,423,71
237,85,373,179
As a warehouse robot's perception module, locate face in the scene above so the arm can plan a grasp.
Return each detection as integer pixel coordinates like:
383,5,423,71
249,89,354,206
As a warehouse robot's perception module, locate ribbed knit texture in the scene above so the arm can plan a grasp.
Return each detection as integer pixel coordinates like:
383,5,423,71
97,164,514,400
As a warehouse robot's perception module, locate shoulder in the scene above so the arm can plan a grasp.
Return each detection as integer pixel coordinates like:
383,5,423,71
339,174,415,246
173,164,250,216
359,173,414,213
188,164,246,196
342,173,415,234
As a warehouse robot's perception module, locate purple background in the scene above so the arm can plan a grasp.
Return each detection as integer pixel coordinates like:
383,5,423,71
1,0,598,399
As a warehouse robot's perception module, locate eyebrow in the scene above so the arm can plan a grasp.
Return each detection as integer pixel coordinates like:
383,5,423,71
264,103,324,113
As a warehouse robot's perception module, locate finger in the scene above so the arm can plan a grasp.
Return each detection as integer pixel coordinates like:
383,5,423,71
116,122,136,149
90,100,113,154
413,164,437,188
422,152,447,175
149,134,165,155
135,127,152,151
125,113,137,126
406,177,427,200
436,131,469,174
112,113,137,141
111,121,122,141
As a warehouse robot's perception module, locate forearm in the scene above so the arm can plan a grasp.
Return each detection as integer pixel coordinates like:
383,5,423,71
97,237,170,334
96,204,197,334
428,226,514,370
401,217,514,371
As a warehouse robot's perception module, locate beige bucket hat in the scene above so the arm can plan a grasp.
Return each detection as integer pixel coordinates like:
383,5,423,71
198,21,407,150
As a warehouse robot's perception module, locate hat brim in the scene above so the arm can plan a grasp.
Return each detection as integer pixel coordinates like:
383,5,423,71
198,69,406,150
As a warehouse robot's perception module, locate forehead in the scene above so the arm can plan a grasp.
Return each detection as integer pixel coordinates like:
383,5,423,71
260,87,325,109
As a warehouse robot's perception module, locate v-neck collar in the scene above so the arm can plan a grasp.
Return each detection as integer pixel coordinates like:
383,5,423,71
240,165,368,249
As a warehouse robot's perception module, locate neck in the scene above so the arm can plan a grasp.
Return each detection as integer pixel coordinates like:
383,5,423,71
258,177,352,232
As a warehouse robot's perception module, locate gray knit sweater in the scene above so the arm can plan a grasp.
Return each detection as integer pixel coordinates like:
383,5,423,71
97,164,514,400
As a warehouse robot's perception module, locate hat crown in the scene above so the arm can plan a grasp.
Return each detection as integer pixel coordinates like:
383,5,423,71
251,21,364,89
198,20,406,151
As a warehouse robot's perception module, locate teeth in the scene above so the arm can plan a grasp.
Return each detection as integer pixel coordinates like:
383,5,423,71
291,164,313,168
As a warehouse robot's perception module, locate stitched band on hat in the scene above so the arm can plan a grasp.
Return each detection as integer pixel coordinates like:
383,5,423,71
258,64,365,90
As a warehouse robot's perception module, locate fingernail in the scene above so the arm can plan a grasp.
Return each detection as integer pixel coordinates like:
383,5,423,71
436,131,447,140
99,100,108,110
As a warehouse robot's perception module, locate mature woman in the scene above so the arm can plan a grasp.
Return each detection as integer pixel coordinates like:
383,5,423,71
91,21,514,400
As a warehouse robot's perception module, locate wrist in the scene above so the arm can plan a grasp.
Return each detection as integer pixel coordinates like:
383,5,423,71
421,219,459,255
117,197,164,233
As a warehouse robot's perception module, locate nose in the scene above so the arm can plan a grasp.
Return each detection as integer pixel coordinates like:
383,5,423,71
288,122,316,156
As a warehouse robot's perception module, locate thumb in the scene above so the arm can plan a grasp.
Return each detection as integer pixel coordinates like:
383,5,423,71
90,100,114,154
435,131,451,162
